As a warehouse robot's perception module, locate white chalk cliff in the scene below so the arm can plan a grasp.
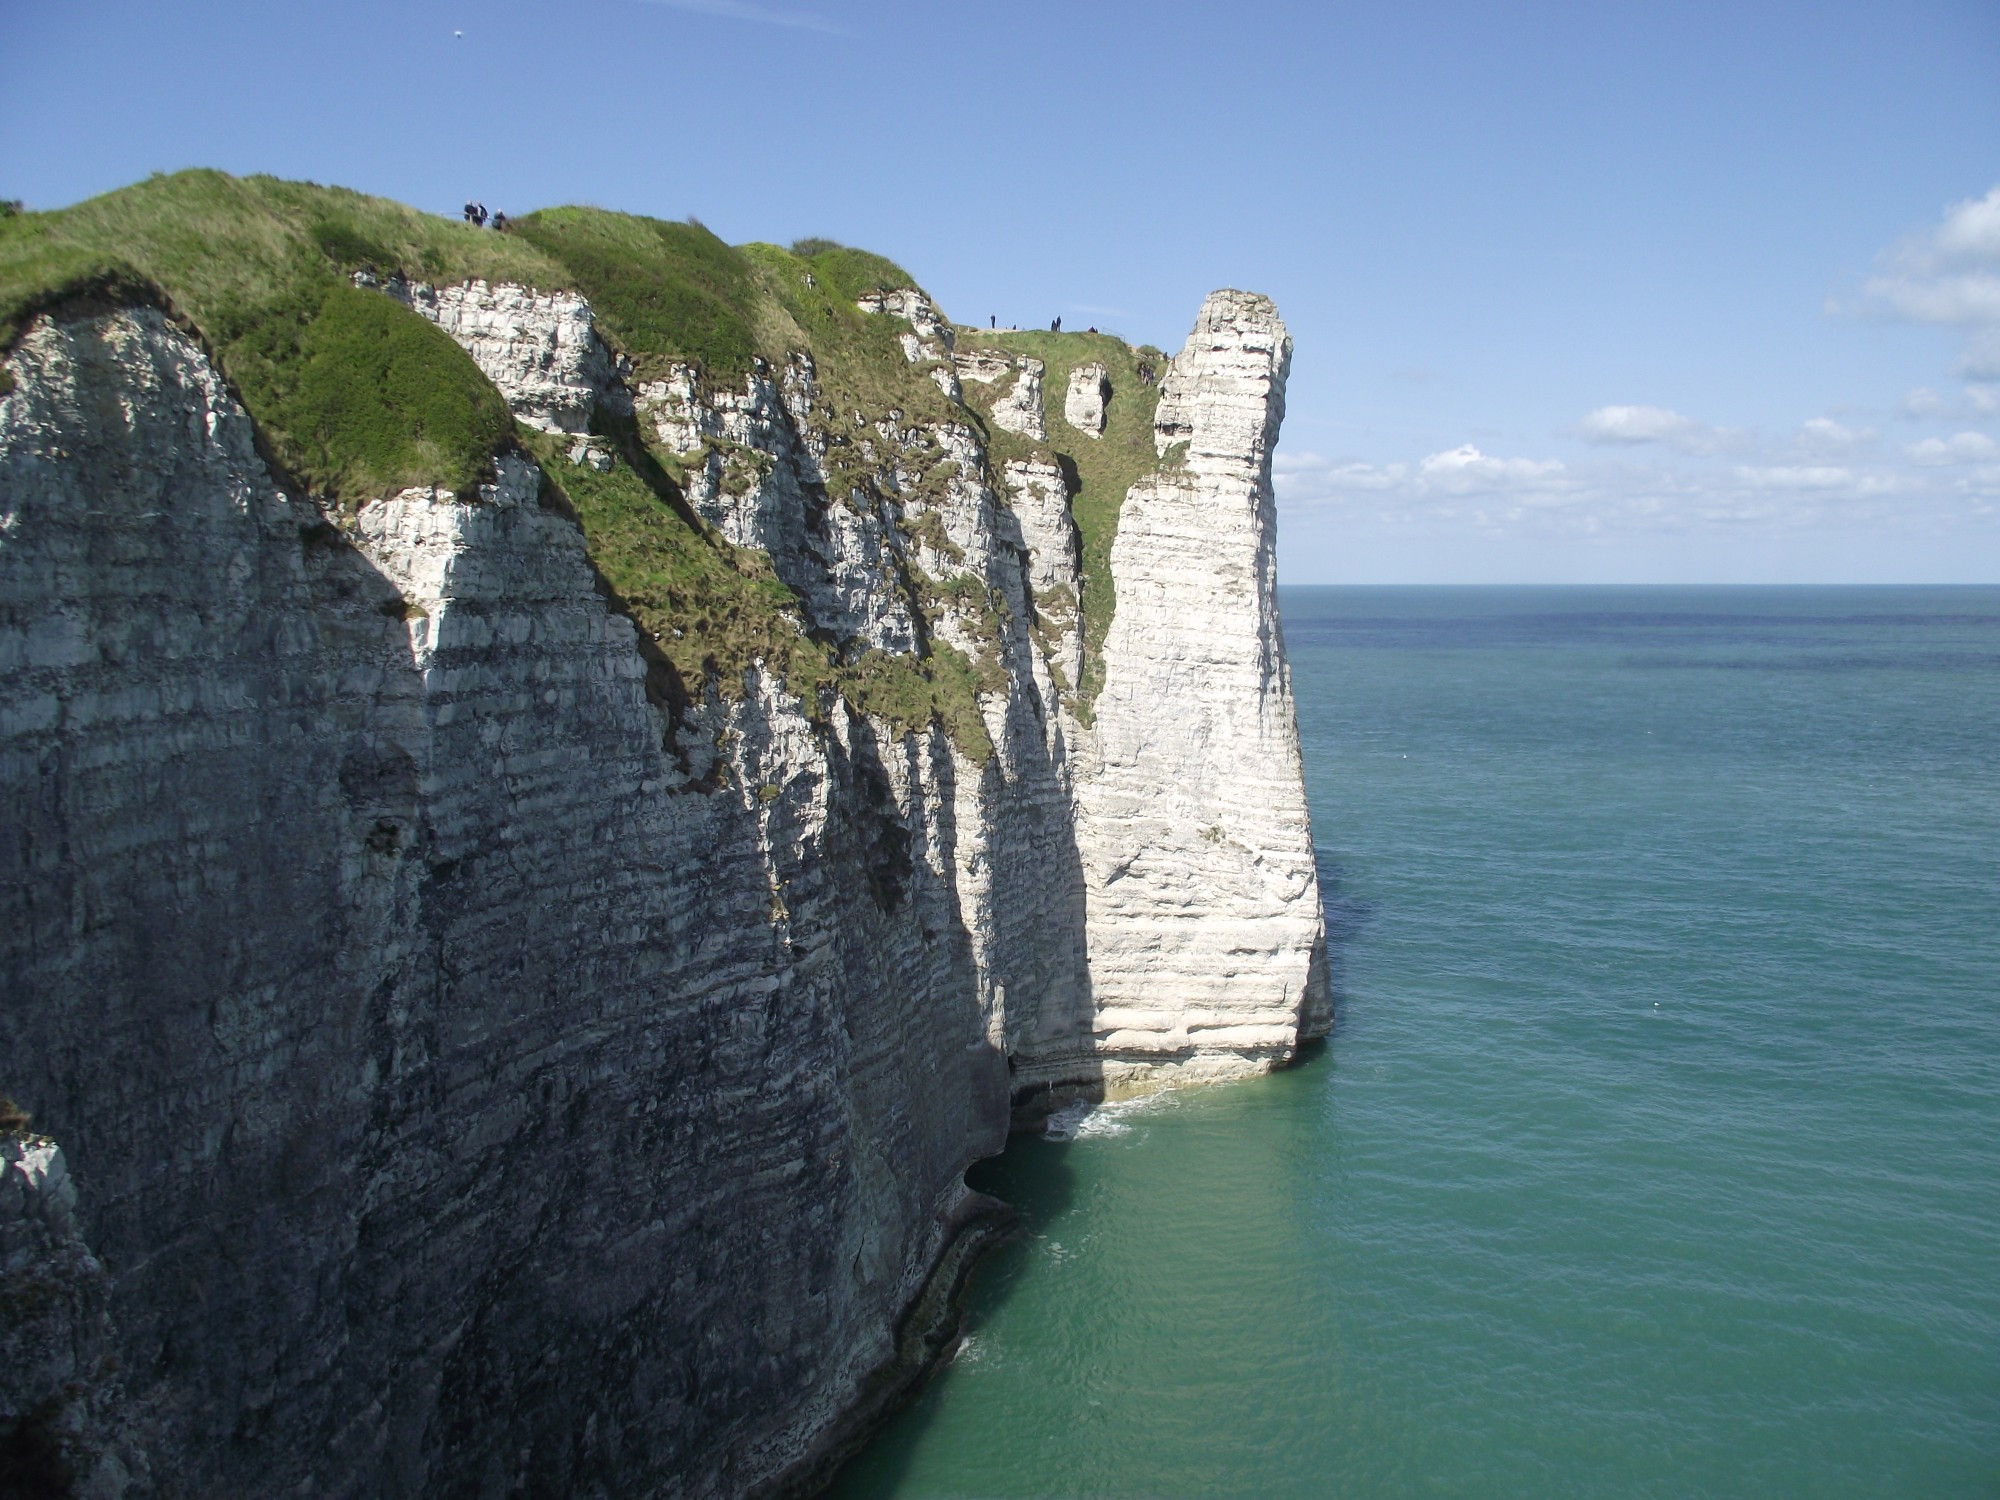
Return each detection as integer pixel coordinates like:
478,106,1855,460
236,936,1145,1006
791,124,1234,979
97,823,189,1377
1,273,1326,1496
1073,293,1331,1081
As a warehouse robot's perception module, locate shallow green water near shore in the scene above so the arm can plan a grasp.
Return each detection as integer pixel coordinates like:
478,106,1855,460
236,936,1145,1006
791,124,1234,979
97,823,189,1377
831,587,2000,1499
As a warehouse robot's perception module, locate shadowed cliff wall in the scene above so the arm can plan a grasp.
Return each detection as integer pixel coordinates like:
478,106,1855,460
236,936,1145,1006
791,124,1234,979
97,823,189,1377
1,235,1323,1494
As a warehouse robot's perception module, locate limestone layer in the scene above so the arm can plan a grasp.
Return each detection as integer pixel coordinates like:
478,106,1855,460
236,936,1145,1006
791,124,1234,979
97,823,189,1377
1072,292,1332,1086
0,280,1326,1495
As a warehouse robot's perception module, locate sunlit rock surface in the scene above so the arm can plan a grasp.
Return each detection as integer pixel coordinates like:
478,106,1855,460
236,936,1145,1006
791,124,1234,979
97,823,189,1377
1069,291,1332,1087
1064,360,1110,436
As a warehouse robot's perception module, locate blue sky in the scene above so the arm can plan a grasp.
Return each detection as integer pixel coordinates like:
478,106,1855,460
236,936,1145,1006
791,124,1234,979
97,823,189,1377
6,0,1997,581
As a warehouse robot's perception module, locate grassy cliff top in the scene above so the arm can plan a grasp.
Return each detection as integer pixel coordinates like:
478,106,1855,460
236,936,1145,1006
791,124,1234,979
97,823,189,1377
0,171,935,500
0,171,541,497
0,170,1166,734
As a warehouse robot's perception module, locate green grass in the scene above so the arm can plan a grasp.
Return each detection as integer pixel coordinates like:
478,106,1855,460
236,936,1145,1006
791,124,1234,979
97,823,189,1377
501,223,999,754
787,240,916,305
500,214,948,430
742,240,961,429
0,170,550,494
949,327,1169,718
508,209,764,381
233,279,513,498
522,423,994,760
0,170,1132,755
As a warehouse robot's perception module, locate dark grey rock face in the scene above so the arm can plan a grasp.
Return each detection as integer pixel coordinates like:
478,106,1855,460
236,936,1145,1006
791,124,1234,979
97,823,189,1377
2,1131,147,1497
0,309,1005,1497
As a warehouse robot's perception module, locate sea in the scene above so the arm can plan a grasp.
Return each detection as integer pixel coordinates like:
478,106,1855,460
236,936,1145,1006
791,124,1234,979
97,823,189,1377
829,586,2000,1499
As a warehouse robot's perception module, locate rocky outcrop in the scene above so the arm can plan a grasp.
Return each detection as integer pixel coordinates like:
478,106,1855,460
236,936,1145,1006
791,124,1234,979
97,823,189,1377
2,1130,145,1498
385,278,615,433
1068,292,1330,1082
0,307,1004,1497
624,352,932,655
957,351,1047,441
0,277,1324,1495
856,288,958,398
1064,361,1109,436
856,287,952,365
1001,457,1083,691
951,350,1013,385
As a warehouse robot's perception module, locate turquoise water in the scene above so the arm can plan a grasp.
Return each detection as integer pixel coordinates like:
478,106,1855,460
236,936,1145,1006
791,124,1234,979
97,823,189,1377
831,587,2000,1499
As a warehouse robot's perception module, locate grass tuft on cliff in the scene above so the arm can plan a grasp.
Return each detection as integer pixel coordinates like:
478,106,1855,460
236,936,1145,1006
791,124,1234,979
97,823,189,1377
499,220,994,750
522,422,994,758
950,328,1168,718
507,209,763,381
785,239,915,305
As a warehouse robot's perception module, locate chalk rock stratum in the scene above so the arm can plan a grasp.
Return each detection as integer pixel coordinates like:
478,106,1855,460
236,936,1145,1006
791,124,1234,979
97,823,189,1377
1074,292,1331,1082
1,228,1326,1497
1064,360,1110,435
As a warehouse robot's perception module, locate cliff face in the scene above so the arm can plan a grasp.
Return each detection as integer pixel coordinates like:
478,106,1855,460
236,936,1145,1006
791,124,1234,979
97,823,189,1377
1,225,1325,1494
1071,292,1332,1083
2,1132,145,1496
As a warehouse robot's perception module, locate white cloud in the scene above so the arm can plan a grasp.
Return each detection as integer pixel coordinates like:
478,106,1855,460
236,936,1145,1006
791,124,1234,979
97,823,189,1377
1906,431,1999,465
1897,383,1997,422
1799,417,1863,446
1935,184,2000,260
1860,185,2000,330
1867,272,2000,326
1273,452,1403,491
1415,444,1567,489
1960,332,2000,381
1578,404,1697,444
1734,464,1857,490
1279,446,1573,496
1272,444,1569,512
1269,424,1990,541
1574,404,1739,455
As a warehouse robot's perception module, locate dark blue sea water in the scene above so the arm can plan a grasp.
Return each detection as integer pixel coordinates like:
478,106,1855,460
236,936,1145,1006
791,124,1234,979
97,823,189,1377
832,587,2000,1498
